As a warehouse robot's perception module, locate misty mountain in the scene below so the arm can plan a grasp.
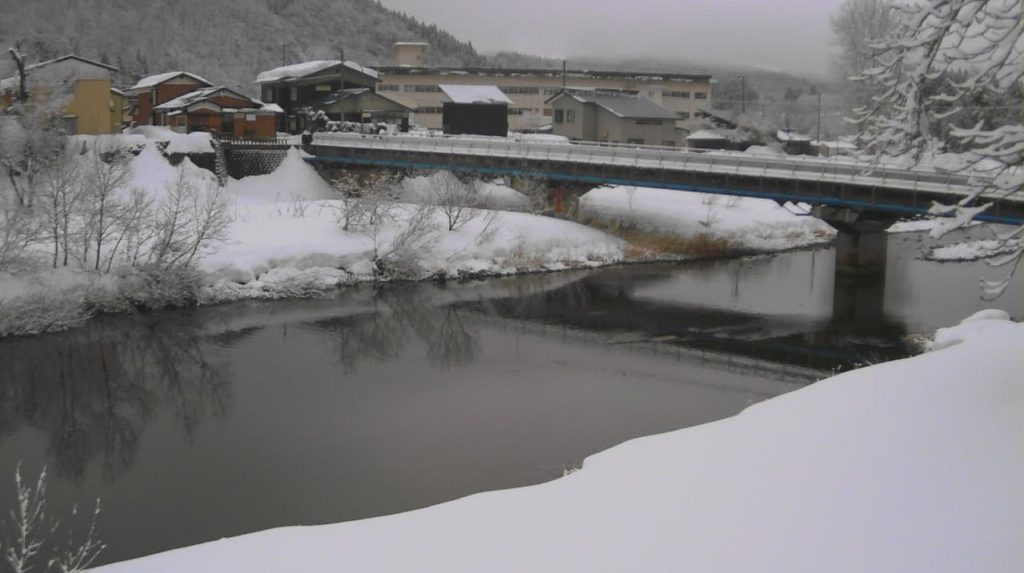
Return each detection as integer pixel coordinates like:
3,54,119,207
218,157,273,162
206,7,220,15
0,0,487,93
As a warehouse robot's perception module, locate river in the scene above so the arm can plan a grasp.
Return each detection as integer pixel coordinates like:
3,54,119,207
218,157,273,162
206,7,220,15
0,225,1019,567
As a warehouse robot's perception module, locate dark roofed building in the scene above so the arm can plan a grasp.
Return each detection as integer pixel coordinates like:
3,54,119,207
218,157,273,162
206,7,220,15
300,88,414,131
256,60,380,133
546,89,681,146
152,86,281,138
439,84,512,137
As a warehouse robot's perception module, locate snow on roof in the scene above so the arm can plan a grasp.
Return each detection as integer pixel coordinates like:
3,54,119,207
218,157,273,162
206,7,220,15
255,60,379,83
686,129,726,141
439,84,512,105
129,71,212,92
260,103,284,114
777,129,812,142
154,86,256,111
110,87,126,96
553,89,678,120
1,54,118,92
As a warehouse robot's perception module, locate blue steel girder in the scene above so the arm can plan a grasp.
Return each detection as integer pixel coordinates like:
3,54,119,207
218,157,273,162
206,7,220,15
306,148,1024,226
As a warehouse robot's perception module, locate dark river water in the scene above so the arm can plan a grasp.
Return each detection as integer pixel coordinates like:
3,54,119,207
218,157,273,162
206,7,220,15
0,226,1019,567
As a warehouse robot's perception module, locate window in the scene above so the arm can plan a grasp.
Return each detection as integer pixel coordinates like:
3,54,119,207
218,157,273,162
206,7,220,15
694,92,707,99
566,109,575,123
554,109,564,123
635,118,662,125
289,87,297,99
379,84,400,92
413,84,441,92
504,86,539,95
665,91,690,98
246,113,257,121
417,106,443,114
543,108,553,117
315,84,332,92
264,89,275,102
403,85,415,92
677,111,690,120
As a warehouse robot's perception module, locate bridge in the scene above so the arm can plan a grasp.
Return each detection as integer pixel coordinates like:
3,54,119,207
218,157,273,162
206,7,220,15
305,132,1024,274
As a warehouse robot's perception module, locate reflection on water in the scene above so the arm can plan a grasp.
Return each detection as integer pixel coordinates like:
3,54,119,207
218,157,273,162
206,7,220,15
0,226,1018,567
0,315,231,482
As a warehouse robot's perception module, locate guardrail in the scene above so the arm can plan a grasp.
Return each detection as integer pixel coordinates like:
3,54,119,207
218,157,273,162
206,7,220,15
312,132,1016,203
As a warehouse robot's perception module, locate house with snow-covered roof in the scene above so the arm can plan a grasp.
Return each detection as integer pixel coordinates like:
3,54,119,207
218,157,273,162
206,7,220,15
0,54,120,134
127,71,213,126
546,89,681,146
255,59,380,133
299,88,415,131
151,86,281,138
439,84,512,136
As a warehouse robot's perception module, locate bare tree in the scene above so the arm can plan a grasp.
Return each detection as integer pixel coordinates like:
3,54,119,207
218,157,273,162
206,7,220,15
830,0,897,106
35,148,84,268
150,168,230,270
329,169,402,232
84,141,131,271
1,465,105,573
430,171,478,231
0,190,40,270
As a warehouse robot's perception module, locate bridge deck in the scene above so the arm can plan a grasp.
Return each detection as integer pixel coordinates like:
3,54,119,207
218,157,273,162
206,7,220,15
307,133,1024,225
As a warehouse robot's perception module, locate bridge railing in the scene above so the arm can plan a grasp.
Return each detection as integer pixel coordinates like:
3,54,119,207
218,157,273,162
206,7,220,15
312,133,1009,201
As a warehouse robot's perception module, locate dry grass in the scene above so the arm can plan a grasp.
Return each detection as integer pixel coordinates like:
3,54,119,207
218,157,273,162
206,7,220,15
580,217,738,259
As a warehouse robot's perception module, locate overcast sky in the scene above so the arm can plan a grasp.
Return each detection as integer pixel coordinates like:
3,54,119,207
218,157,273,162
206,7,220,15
378,0,846,76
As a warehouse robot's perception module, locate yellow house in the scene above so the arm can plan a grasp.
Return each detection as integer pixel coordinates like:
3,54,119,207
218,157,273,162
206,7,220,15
0,55,120,135
110,87,126,133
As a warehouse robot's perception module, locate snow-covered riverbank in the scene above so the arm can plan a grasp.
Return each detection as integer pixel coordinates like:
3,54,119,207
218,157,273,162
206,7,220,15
94,310,1023,572
1,133,837,336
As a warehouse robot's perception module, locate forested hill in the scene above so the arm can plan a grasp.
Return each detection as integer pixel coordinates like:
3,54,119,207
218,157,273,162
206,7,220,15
0,0,487,93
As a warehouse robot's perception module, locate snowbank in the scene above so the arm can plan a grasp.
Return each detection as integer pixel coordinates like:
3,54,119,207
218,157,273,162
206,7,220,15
95,311,1024,573
127,126,215,154
397,174,530,211
579,185,835,251
226,147,334,205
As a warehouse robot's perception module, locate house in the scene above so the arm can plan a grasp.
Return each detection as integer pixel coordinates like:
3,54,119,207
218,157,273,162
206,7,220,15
777,128,814,155
152,86,282,138
439,84,511,136
127,71,213,126
255,60,380,133
391,42,430,66
546,89,680,146
109,87,126,132
300,88,414,131
685,129,729,150
0,54,120,134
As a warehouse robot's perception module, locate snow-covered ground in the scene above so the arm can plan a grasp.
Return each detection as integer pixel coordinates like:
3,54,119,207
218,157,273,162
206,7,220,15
1,133,841,333
94,309,1024,573
579,185,835,251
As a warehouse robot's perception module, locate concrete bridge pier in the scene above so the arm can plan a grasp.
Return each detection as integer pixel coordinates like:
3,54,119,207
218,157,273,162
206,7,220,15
815,206,894,277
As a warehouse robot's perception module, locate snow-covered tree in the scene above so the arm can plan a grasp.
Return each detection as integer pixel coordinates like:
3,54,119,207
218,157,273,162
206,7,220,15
851,0,1023,297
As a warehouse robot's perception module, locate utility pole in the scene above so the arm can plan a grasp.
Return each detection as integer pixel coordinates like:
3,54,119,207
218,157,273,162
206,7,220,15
816,92,822,144
281,43,286,66
741,75,746,114
562,60,567,87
